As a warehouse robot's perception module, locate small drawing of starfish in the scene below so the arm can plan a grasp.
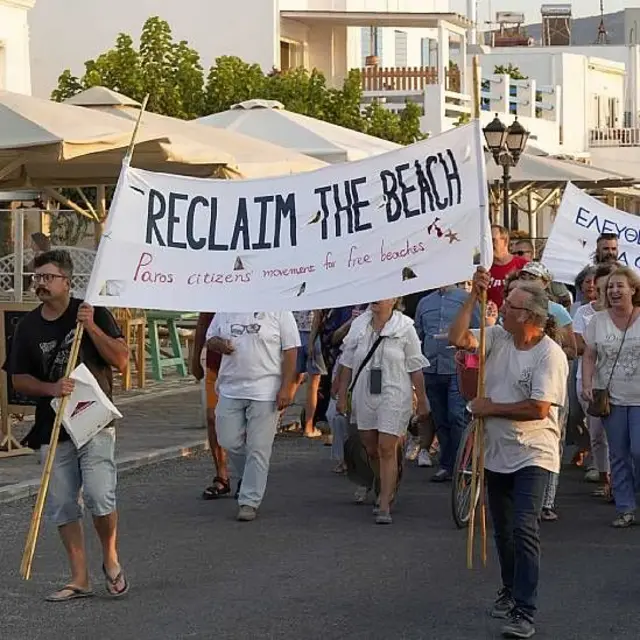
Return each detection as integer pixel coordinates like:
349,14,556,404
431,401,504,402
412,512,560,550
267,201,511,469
445,229,460,244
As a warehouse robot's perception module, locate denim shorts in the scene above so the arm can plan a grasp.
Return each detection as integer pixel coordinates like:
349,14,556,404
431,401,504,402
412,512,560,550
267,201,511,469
296,331,327,376
40,427,117,526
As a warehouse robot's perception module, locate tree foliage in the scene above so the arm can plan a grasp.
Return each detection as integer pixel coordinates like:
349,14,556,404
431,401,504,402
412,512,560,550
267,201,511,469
52,16,424,144
493,64,528,80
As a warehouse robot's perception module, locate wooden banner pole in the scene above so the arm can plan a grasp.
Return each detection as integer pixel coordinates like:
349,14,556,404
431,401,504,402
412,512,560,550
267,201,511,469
467,55,488,569
20,325,83,579
20,94,150,580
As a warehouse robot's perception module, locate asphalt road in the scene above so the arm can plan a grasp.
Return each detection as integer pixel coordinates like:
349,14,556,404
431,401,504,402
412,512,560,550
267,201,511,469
1,436,640,640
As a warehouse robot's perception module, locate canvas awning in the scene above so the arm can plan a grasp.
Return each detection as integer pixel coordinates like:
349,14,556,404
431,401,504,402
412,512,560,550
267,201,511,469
0,90,235,188
195,99,401,164
485,150,636,189
64,88,327,178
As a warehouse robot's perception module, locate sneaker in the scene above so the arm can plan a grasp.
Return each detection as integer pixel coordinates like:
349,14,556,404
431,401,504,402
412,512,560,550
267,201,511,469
375,510,393,525
405,436,420,461
417,449,433,468
612,512,635,528
584,468,601,483
236,505,257,522
490,588,515,619
541,508,558,522
354,486,371,504
430,469,452,483
501,609,535,639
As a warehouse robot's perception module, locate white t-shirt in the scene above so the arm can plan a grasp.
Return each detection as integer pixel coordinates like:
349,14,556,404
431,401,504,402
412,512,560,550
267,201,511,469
472,325,569,474
584,310,640,406
572,302,598,388
207,312,300,401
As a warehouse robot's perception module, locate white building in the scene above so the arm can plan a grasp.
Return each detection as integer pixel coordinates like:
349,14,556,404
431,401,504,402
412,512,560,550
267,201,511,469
476,47,627,155
0,0,34,94
28,0,475,98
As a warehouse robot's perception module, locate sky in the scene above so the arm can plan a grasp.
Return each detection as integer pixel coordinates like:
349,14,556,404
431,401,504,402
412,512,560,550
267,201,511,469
450,0,630,25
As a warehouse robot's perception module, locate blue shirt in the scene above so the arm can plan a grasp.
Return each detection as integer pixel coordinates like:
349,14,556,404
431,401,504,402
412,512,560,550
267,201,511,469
415,288,481,376
549,301,572,327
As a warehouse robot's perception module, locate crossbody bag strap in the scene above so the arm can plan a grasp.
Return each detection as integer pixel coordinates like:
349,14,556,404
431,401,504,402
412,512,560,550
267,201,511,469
605,312,634,390
349,335,384,393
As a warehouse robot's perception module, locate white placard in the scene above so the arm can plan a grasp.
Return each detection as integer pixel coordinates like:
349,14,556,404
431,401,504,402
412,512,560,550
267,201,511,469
543,183,640,284
85,122,492,312
51,363,123,449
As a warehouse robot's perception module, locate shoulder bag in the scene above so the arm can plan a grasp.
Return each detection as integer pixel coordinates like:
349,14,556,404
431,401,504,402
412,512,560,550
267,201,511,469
345,334,384,416
587,313,633,418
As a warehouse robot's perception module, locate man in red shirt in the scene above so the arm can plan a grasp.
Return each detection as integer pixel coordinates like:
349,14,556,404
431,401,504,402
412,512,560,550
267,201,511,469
488,225,530,308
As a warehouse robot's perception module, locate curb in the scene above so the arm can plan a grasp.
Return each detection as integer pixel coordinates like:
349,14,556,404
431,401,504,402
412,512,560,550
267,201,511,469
115,383,201,407
0,439,208,505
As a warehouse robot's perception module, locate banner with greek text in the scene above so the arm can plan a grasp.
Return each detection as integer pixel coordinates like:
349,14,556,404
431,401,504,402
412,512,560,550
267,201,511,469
543,183,640,284
85,122,492,312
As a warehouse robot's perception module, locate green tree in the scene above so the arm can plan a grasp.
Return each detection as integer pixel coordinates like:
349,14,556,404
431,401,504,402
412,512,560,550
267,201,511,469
52,17,204,119
204,56,266,114
52,18,424,144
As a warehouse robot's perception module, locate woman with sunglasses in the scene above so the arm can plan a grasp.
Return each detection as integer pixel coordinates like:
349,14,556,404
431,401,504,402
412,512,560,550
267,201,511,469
207,311,300,522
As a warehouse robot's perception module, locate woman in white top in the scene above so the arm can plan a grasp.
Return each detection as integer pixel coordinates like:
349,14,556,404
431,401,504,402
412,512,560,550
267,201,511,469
337,299,430,524
583,266,640,528
572,264,615,498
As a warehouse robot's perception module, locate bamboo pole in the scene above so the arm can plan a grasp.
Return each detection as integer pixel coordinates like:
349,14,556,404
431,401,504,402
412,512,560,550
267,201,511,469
20,325,84,580
467,55,488,569
20,95,150,580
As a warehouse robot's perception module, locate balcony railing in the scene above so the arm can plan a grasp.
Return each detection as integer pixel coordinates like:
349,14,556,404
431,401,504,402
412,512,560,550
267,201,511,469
281,1,444,12
360,66,459,92
589,128,640,147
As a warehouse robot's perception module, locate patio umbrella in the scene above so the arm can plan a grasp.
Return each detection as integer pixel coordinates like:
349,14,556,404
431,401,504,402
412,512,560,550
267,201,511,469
0,90,236,189
194,99,401,163
64,88,327,178
484,149,636,189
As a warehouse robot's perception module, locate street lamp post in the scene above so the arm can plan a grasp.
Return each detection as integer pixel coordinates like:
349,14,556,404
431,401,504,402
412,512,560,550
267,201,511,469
482,114,530,230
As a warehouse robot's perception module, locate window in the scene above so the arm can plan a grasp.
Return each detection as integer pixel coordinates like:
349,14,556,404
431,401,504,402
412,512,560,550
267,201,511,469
420,37,437,68
395,30,408,67
361,27,383,66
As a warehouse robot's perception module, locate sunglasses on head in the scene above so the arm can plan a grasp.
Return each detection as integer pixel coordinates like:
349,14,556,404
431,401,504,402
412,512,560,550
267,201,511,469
513,250,532,257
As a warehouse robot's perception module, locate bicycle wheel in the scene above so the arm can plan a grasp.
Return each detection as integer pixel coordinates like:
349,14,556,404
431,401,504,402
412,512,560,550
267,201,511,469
451,420,481,529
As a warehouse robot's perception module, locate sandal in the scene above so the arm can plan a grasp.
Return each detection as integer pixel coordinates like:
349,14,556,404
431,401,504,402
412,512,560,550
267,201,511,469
102,565,130,598
45,584,93,602
612,512,635,528
202,476,231,500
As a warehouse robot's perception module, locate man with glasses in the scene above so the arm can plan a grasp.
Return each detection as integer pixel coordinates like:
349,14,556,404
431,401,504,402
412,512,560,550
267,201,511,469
449,268,568,639
6,249,130,601
512,239,534,260
488,225,530,309
206,311,300,521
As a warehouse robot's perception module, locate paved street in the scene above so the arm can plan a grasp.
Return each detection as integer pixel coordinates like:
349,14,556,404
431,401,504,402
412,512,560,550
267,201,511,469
2,433,640,640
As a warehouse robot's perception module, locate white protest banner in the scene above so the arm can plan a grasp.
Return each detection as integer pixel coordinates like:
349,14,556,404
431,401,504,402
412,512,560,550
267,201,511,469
51,364,122,449
85,122,492,312
543,183,640,284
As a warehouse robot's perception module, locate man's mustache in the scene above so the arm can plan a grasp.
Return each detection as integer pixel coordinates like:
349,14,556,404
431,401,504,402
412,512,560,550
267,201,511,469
35,286,49,296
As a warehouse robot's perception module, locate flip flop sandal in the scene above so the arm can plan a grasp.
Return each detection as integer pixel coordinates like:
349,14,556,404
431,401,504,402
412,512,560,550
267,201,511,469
202,476,231,500
102,565,130,598
45,585,93,602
